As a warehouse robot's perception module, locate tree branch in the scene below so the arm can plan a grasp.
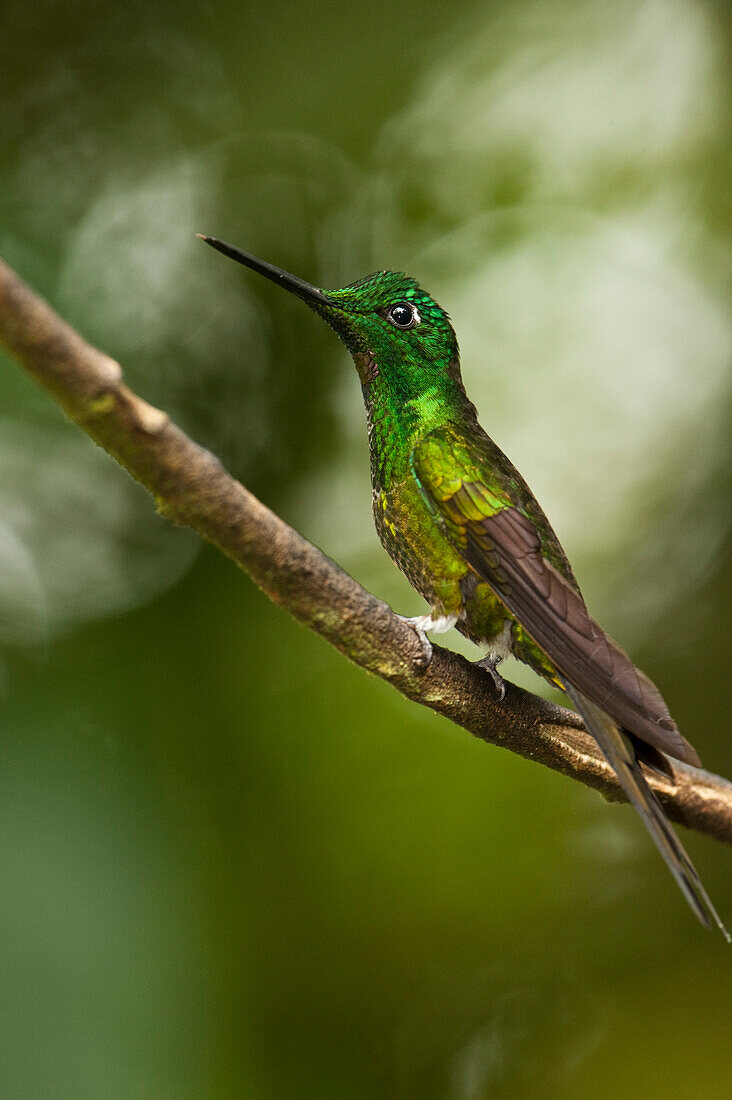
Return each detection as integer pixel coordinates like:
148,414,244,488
1,253,730,846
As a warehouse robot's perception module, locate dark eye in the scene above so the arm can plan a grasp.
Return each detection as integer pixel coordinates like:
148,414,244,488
386,301,419,330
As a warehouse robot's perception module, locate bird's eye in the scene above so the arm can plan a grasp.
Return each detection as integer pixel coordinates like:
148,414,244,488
386,301,419,330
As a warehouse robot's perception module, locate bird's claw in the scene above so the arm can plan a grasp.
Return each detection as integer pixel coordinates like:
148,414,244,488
400,615,434,669
474,655,507,700
399,613,458,670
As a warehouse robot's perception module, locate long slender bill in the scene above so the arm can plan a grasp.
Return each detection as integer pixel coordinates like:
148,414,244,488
197,235,333,308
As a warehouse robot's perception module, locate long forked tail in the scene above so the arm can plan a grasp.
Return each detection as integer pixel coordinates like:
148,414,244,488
563,682,730,940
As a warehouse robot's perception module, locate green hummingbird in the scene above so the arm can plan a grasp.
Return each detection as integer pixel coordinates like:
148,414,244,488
199,233,728,937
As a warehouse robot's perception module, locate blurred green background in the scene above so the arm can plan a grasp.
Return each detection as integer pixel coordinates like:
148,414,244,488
1,0,731,1095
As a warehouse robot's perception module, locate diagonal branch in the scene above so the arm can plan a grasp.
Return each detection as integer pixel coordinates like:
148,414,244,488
1,253,730,846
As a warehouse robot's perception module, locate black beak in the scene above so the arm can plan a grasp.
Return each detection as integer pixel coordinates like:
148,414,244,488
197,235,333,308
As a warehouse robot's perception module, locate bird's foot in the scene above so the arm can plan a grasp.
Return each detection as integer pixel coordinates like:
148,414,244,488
474,655,507,700
399,613,459,670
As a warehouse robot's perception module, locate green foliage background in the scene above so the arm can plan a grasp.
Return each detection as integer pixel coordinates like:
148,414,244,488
1,1,730,1095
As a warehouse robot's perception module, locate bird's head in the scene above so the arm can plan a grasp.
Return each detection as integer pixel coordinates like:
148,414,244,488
198,236,460,402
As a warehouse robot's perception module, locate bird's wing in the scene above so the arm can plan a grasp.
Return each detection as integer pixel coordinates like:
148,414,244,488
411,428,698,766
412,428,727,936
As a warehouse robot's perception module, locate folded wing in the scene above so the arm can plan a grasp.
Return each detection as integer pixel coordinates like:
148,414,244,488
412,429,699,766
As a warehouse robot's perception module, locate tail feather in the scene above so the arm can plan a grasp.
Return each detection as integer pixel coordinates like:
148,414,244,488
564,682,729,941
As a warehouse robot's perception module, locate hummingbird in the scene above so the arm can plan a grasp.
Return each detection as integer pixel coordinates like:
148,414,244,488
199,233,728,937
